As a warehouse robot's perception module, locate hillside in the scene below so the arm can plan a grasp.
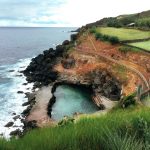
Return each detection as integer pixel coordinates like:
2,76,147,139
85,10,150,29
0,10,150,150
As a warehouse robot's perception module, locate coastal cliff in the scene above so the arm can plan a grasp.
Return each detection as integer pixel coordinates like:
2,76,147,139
8,23,148,136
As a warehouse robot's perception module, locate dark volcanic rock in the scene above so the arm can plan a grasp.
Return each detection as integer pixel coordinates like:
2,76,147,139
5,122,14,127
23,83,28,85
61,58,75,69
17,91,24,94
10,129,22,137
23,46,61,86
13,115,20,120
62,40,70,45
23,120,37,130
12,113,16,116
25,92,35,102
88,69,121,101
8,70,15,72
21,106,32,116
22,101,31,106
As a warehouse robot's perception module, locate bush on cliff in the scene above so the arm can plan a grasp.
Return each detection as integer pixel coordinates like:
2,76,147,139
0,107,149,150
94,31,119,44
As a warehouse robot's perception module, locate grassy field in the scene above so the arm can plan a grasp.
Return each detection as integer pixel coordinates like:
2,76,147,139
96,27,150,41
0,107,150,150
128,40,150,51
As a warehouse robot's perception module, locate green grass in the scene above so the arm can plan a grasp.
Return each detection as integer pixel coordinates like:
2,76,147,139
96,27,150,41
128,40,150,51
0,107,150,150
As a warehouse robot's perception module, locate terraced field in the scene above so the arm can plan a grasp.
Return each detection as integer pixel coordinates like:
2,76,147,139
96,27,150,41
129,40,150,51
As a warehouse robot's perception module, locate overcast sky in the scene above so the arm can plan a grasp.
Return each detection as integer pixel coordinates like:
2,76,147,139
0,0,149,27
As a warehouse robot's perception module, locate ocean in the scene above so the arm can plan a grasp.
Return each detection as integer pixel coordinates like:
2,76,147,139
0,27,77,137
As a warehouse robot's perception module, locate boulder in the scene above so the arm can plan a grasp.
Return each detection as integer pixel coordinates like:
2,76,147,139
61,58,75,69
8,70,15,72
13,115,20,120
62,40,70,45
21,106,32,116
5,122,14,127
17,91,24,94
22,101,30,106
10,129,22,137
24,120,37,129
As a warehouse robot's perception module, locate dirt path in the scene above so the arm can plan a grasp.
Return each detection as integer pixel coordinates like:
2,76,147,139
26,86,55,127
87,33,150,90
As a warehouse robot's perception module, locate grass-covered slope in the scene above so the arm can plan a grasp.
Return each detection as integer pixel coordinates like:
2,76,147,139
129,40,150,51
96,27,150,41
86,10,150,30
0,107,150,150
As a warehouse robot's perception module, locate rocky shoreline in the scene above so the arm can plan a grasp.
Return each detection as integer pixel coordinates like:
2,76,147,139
6,32,122,137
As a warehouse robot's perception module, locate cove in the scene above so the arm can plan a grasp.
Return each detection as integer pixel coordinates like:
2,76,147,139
51,85,99,121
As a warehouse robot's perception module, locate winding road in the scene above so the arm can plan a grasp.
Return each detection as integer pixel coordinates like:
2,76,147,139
88,34,149,89
76,32,150,97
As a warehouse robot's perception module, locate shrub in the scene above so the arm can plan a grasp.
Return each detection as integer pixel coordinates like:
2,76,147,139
89,26,96,33
107,18,122,28
71,34,78,41
94,32,119,44
119,46,131,53
121,93,136,108
101,34,109,41
108,36,119,44
95,32,102,40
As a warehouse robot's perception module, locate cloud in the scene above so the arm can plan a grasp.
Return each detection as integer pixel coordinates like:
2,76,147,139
0,0,67,26
0,0,149,27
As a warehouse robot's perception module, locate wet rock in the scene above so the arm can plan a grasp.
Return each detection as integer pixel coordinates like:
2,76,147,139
62,40,70,45
13,115,20,120
10,129,22,137
23,83,28,85
21,106,32,116
8,70,15,72
71,34,78,41
12,112,16,115
5,122,14,127
17,91,24,94
22,101,30,106
15,74,23,77
24,120,37,129
25,92,35,102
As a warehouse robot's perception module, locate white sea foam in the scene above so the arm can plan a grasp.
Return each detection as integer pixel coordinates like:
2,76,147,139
0,58,33,138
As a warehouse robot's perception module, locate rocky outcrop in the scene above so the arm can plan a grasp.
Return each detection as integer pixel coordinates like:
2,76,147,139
90,70,121,100
23,40,72,87
61,58,75,69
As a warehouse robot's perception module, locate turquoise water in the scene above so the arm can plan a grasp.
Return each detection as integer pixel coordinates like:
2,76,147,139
51,85,99,120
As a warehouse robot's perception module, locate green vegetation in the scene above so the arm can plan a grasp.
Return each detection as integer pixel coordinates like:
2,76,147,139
90,27,119,44
96,27,150,41
95,33,119,44
119,46,141,53
129,40,150,51
86,10,150,30
135,18,150,29
113,65,128,84
0,107,150,150
120,93,136,108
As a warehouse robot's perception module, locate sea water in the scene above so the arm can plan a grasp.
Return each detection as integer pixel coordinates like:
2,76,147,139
0,27,76,137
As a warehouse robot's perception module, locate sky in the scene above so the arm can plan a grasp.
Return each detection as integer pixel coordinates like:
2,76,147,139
0,0,149,27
